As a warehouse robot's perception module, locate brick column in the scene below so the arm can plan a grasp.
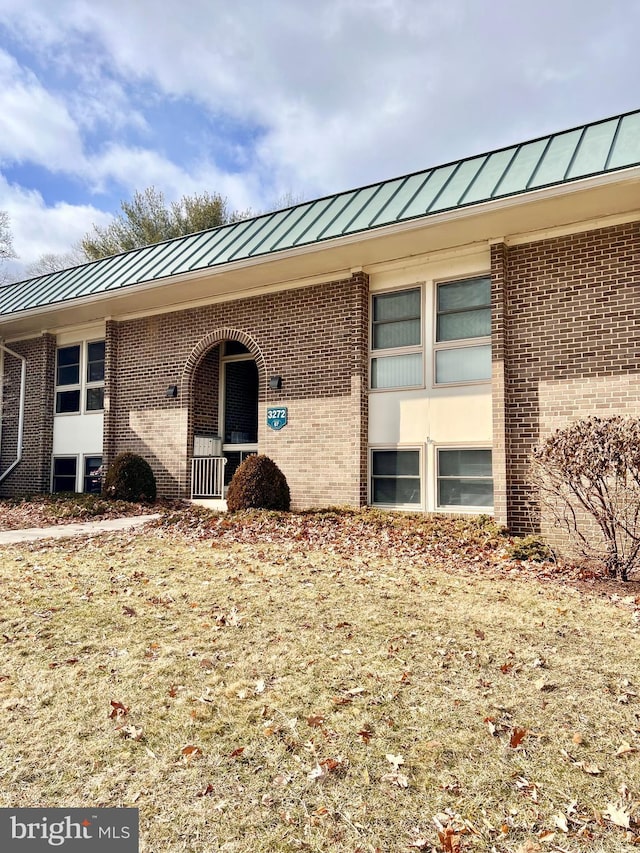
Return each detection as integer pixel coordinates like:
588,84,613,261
103,319,119,470
490,242,508,528
351,270,369,506
36,333,56,491
0,333,56,495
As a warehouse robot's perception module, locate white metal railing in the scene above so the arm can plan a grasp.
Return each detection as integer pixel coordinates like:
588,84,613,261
191,456,227,499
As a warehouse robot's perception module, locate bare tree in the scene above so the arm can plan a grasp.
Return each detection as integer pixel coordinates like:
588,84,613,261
0,210,17,283
531,416,640,580
25,247,89,278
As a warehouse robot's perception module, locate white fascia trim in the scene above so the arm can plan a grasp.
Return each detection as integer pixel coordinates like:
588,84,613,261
499,209,640,247
363,242,490,277
2,165,639,328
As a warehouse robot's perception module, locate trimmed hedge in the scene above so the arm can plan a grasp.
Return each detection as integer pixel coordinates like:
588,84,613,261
226,454,290,512
103,452,157,503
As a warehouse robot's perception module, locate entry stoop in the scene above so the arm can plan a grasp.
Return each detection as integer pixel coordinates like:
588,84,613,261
190,498,228,511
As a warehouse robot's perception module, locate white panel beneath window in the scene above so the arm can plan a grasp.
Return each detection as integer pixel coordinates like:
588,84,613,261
52,412,103,456
369,387,491,445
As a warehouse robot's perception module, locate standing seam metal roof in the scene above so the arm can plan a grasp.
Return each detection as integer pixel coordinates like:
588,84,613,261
1,109,639,316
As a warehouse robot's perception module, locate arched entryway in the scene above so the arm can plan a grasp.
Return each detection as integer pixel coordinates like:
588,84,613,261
183,329,265,499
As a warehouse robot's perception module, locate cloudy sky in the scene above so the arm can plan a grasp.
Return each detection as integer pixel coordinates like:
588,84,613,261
0,0,638,281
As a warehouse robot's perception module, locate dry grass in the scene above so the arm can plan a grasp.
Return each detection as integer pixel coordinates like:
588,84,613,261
0,512,639,852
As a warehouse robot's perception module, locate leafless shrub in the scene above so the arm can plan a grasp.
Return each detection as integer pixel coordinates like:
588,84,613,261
531,416,640,580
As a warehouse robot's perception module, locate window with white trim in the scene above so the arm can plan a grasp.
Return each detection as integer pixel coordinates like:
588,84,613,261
371,448,421,506
55,340,105,414
437,448,493,508
52,457,77,493
84,455,103,493
435,277,491,384
86,341,105,411
370,288,423,389
51,454,103,493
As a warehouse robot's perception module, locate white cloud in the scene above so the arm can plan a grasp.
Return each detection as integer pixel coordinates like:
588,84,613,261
0,177,112,279
0,50,86,171
0,0,638,279
87,143,259,211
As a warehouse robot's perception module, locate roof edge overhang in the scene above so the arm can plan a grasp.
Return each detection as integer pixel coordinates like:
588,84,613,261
1,165,639,340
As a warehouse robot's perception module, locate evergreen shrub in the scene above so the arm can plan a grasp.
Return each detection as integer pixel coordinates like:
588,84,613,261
103,452,157,503
226,454,290,512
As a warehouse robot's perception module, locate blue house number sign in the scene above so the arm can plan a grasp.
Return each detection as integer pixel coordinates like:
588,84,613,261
267,407,288,430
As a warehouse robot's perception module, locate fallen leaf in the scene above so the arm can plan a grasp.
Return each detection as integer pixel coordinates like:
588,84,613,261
509,726,528,749
386,752,404,769
109,700,129,719
181,744,203,759
307,714,325,727
229,747,245,758
553,813,569,833
437,827,462,852
197,784,214,798
381,771,409,788
119,725,143,740
604,803,631,829
615,741,638,757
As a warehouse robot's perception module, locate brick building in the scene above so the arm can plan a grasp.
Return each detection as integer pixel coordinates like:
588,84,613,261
0,110,638,534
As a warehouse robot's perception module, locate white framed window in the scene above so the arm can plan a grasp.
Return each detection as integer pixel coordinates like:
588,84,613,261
83,455,103,493
370,447,422,508
52,456,78,492
370,287,423,389
86,341,105,411
55,345,81,414
436,448,493,509
55,340,105,414
434,276,491,384
51,454,103,494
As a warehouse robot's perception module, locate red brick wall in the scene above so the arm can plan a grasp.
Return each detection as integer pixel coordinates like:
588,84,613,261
105,272,370,506
0,334,55,495
495,220,640,535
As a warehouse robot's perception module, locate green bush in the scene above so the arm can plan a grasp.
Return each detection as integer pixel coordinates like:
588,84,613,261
103,452,157,503
226,454,290,512
506,535,554,562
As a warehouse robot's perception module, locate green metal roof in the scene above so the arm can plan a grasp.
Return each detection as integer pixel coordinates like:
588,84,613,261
2,109,639,317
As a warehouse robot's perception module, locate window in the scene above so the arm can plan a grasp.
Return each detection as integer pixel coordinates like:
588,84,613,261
435,277,491,384
84,456,103,494
86,341,105,411
55,345,81,413
55,340,105,414
52,457,77,493
437,449,493,508
371,288,423,389
371,449,421,506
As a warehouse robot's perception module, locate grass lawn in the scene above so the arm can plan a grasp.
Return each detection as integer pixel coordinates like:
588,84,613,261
0,509,639,852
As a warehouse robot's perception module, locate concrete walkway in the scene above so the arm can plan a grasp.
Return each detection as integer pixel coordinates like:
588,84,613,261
0,514,161,544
